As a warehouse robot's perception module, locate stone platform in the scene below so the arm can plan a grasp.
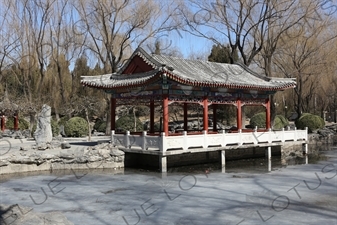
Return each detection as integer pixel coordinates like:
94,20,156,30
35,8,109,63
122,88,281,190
0,137,124,175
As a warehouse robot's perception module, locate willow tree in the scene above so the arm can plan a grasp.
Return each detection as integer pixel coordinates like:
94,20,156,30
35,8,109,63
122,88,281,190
274,19,337,117
74,0,182,134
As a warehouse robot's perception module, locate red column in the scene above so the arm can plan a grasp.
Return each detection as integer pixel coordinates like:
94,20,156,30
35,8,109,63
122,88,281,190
237,99,242,130
150,100,155,133
266,98,271,129
203,96,208,132
213,104,217,131
184,103,188,131
1,115,5,132
14,113,19,131
163,95,169,136
110,97,116,131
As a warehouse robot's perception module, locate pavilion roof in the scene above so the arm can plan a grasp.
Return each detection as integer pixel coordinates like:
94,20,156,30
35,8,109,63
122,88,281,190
81,48,296,91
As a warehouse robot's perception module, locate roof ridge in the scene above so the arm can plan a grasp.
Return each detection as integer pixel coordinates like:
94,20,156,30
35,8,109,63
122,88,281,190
118,47,164,74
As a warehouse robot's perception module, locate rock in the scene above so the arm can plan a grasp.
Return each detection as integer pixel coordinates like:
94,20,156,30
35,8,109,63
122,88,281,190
39,153,56,160
61,142,71,149
59,151,75,160
110,149,125,156
37,144,48,151
0,160,9,167
21,129,32,138
9,156,36,164
98,149,111,158
34,104,53,148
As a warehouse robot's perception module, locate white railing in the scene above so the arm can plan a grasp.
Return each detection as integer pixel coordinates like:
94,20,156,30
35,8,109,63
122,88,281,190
111,127,308,152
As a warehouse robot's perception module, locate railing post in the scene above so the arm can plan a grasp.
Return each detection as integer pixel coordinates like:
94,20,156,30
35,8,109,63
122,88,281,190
161,132,167,153
142,131,147,150
305,127,308,141
221,130,226,146
253,127,258,144
294,127,297,141
281,128,285,143
183,131,188,150
238,129,242,145
203,130,207,148
125,131,130,148
111,130,115,146
268,128,272,143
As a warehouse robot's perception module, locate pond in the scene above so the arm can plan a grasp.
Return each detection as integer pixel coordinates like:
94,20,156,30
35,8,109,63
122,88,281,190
1,145,336,225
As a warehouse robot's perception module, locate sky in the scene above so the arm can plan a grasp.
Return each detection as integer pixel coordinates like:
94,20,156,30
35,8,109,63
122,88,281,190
158,29,215,59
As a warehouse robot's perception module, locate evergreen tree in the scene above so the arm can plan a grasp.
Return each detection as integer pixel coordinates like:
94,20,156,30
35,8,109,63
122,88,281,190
208,44,239,64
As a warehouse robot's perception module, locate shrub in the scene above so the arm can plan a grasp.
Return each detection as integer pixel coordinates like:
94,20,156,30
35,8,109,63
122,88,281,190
51,119,60,137
116,115,143,132
64,117,88,137
6,117,29,130
273,115,289,130
250,113,289,129
249,112,266,128
93,120,106,133
295,113,324,133
58,116,70,126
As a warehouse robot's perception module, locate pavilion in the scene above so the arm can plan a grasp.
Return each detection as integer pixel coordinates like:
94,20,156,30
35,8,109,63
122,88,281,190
81,48,307,172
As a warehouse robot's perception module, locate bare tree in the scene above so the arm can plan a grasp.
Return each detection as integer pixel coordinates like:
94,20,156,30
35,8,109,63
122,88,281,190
0,1,20,88
181,0,326,67
74,0,182,134
273,19,337,117
22,0,55,92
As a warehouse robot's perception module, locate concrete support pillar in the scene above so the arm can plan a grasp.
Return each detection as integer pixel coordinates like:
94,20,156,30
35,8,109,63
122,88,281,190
266,146,272,172
160,156,167,173
220,150,225,166
265,146,271,160
302,143,308,155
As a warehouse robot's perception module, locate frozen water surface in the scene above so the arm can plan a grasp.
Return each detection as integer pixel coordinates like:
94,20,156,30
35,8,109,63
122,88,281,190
1,150,336,225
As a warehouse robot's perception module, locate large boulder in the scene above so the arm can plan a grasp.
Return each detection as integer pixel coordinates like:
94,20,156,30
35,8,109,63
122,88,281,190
34,104,53,149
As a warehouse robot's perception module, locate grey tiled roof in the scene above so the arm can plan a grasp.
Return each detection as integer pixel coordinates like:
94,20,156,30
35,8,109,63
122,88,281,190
81,48,296,91
81,70,160,88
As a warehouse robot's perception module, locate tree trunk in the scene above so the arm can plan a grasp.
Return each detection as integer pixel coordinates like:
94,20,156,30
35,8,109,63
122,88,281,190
85,108,91,141
105,97,111,135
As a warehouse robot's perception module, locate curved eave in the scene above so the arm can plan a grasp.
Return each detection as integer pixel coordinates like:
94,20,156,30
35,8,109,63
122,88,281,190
163,71,296,91
81,75,161,90
81,71,296,92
